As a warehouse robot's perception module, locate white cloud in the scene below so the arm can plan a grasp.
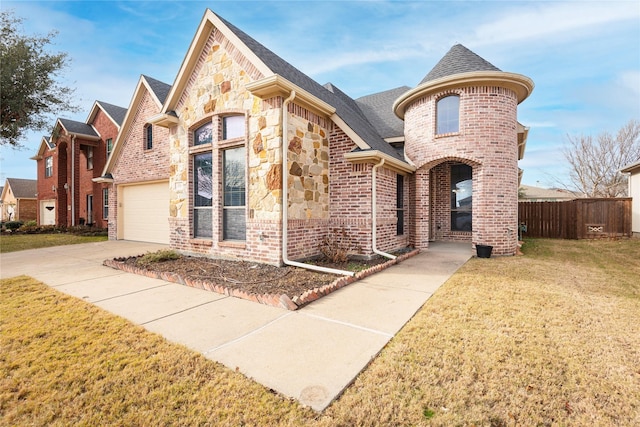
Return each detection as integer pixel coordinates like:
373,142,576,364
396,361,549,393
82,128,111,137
470,1,639,48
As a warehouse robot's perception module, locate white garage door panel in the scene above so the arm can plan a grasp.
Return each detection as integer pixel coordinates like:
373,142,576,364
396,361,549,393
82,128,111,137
122,182,170,244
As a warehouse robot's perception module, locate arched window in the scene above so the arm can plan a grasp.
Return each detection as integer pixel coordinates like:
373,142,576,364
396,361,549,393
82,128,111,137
436,95,459,134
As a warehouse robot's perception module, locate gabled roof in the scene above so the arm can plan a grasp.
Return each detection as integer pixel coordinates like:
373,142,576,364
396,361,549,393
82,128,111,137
44,135,55,150
420,44,500,84
99,101,127,126
100,75,172,178
57,118,100,139
162,9,407,165
142,75,171,104
3,178,37,199
356,86,411,140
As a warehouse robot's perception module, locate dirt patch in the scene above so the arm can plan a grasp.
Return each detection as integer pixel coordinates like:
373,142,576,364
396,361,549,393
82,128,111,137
107,249,418,309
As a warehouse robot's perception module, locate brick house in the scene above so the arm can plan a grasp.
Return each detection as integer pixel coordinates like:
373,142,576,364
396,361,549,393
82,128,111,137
95,75,172,243
0,178,37,222
32,101,126,227
100,9,533,262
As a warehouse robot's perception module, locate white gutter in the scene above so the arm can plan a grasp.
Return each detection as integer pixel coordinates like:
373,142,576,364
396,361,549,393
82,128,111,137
71,135,76,226
372,159,396,260
281,91,354,277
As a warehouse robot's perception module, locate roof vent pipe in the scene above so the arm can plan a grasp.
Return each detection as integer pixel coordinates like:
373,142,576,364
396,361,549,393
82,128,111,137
280,90,354,277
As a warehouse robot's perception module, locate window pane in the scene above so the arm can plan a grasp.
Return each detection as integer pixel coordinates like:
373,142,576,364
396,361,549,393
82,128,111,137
103,188,108,219
437,95,459,134
194,122,212,146
194,153,212,207
223,147,245,207
223,208,246,240
145,125,153,149
194,208,212,238
223,116,244,140
451,164,472,231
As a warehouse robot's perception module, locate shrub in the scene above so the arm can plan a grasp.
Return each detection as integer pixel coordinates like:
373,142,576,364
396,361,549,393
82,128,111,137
23,220,37,227
4,221,23,231
319,228,359,263
138,250,181,266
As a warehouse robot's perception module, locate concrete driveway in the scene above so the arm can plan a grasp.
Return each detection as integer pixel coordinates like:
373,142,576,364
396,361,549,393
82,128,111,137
1,239,471,411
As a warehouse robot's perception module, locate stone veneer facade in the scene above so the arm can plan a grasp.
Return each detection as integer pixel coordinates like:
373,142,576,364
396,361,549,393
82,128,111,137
165,26,410,265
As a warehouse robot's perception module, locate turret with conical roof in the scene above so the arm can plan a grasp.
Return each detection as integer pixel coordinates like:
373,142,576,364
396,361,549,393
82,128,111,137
394,43,534,257
420,44,501,84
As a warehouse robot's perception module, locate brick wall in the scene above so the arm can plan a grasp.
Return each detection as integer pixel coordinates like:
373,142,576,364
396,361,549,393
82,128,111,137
404,85,519,255
110,87,170,240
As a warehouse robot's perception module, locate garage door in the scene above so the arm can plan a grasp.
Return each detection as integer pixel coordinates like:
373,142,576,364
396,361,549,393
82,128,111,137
121,181,170,244
40,200,56,225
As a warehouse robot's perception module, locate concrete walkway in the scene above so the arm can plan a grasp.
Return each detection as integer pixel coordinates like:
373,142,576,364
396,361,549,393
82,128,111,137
0,240,472,411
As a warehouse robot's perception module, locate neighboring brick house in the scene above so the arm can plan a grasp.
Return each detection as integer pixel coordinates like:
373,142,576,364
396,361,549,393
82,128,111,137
101,9,533,261
31,101,126,227
95,75,172,243
0,178,37,222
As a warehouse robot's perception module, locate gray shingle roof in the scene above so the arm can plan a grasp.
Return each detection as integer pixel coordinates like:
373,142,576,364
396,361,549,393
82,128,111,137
96,101,127,126
142,75,172,104
217,13,405,162
58,118,99,138
5,178,37,199
420,44,500,84
356,86,410,139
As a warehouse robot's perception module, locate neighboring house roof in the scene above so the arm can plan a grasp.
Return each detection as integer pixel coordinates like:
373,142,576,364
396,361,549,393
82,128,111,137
57,118,100,139
98,101,128,126
519,185,577,201
621,160,640,174
142,75,172,104
3,178,37,199
44,135,55,149
420,44,501,84
356,86,411,140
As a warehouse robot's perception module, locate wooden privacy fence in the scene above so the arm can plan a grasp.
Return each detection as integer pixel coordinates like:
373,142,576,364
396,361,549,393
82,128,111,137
518,198,632,239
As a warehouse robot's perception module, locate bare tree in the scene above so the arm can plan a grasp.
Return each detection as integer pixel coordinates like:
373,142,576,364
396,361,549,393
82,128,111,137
563,119,640,197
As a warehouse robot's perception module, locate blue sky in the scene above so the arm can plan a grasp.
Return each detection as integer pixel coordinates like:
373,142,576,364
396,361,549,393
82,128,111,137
1,0,639,188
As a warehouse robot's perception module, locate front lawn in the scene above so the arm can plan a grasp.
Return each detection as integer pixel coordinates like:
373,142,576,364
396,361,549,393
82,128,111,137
1,239,638,425
0,233,108,253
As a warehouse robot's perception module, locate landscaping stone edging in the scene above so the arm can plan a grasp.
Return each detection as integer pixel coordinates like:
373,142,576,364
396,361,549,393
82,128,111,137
103,249,420,311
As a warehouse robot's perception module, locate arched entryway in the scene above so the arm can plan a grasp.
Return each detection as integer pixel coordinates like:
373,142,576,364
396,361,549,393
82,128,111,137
428,159,476,244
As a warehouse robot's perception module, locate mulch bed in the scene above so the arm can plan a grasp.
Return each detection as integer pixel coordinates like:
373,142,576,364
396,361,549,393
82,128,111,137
104,249,419,310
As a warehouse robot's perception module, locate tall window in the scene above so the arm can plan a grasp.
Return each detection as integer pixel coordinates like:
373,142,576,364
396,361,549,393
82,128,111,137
222,147,246,240
45,156,53,177
102,188,109,219
86,146,94,169
396,174,404,236
451,164,472,231
144,124,153,150
106,138,113,157
436,95,460,134
223,115,244,140
193,153,213,238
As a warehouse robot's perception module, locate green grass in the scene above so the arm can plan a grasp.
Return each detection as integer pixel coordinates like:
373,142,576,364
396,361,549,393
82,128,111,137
2,239,639,426
0,233,108,253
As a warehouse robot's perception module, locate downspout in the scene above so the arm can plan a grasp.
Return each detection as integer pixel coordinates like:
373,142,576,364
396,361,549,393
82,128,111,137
372,159,396,260
71,134,76,226
281,90,354,277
